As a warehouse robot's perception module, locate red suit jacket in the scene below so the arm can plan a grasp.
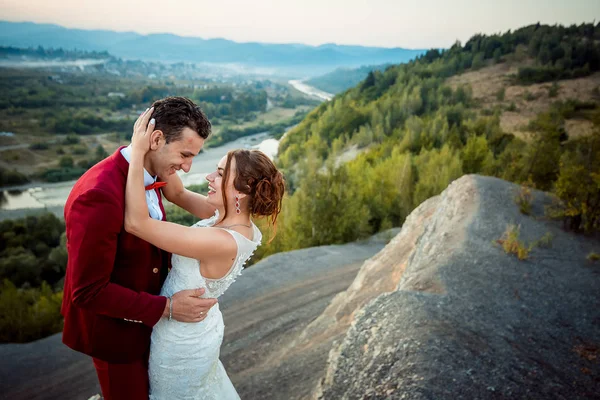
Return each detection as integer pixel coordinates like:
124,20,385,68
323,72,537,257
61,147,168,363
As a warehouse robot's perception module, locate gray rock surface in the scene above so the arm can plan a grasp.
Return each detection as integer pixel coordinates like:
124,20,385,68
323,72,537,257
316,175,600,399
0,333,99,400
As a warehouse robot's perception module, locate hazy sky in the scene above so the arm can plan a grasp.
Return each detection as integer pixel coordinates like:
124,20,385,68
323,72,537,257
1,0,599,48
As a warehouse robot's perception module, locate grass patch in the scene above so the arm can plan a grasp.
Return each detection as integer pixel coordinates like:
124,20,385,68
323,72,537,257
532,232,553,248
496,225,554,261
496,224,532,260
587,252,600,263
496,87,506,101
515,180,534,215
548,82,560,98
523,90,538,101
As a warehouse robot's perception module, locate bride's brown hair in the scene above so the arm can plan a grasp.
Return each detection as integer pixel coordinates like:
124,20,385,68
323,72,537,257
220,149,285,236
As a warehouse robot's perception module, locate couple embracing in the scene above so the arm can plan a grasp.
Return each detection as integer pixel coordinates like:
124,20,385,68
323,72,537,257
61,97,285,399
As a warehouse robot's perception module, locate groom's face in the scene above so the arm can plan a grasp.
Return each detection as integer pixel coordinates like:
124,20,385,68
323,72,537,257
151,127,204,180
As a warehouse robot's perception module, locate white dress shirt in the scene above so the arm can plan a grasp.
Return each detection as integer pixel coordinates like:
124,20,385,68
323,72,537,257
120,145,163,221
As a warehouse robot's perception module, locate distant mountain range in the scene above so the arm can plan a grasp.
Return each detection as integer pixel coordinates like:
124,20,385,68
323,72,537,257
0,21,426,76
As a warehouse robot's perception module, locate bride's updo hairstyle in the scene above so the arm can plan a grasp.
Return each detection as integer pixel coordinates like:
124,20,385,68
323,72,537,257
220,149,285,233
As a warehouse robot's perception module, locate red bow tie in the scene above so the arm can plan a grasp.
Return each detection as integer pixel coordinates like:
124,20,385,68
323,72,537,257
145,181,167,191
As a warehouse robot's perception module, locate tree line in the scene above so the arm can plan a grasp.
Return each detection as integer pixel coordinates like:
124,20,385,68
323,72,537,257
0,213,67,342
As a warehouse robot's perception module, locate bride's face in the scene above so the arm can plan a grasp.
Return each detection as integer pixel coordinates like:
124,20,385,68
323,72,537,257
205,155,237,208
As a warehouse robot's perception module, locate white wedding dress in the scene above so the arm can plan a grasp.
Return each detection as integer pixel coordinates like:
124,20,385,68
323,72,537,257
149,212,261,400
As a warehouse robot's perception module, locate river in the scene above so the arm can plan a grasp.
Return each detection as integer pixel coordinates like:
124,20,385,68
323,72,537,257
0,132,279,219
288,79,333,101
0,59,108,69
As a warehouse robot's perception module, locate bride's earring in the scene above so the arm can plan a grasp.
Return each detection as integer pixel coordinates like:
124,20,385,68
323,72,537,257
235,195,241,214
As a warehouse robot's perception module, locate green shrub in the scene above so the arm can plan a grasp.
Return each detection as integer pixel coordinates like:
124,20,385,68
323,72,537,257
496,88,506,101
61,134,80,145
549,134,600,233
517,66,563,84
548,82,560,98
515,181,533,215
0,213,66,287
0,166,29,187
496,226,553,260
532,232,553,248
524,90,537,101
0,280,63,343
496,224,531,260
29,142,49,150
59,156,74,168
71,145,88,155
40,167,86,182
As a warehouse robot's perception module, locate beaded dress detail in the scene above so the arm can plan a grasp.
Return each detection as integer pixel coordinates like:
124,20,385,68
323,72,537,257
149,211,261,400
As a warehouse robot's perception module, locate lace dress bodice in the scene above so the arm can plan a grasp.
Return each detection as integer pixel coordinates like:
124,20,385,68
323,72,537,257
149,211,261,400
159,210,262,300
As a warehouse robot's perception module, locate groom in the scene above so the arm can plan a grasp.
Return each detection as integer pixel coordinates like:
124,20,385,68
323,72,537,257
61,97,216,400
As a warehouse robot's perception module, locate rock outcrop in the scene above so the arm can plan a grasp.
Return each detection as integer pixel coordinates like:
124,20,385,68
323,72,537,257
291,195,441,356
314,175,600,399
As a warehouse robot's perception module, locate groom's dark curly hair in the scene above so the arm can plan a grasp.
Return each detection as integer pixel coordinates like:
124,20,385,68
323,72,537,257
150,97,211,143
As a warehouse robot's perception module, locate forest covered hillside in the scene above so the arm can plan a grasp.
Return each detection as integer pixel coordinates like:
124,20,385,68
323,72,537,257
253,22,600,261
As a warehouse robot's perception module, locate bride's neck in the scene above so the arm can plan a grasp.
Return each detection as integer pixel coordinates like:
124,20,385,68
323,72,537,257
216,207,251,226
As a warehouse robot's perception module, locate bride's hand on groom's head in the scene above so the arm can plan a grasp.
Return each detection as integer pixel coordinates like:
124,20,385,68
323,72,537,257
131,106,155,155
170,287,218,323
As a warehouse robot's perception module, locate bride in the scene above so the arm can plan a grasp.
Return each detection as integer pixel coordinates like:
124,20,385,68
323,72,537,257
124,108,285,399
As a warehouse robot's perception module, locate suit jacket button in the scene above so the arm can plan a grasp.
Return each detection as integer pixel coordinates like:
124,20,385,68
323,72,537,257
152,268,159,274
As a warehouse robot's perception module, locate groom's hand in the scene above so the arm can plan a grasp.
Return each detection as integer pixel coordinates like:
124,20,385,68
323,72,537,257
167,288,217,322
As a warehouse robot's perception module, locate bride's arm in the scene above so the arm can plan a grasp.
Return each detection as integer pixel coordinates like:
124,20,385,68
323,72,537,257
125,217,237,263
161,172,216,220
124,108,236,262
